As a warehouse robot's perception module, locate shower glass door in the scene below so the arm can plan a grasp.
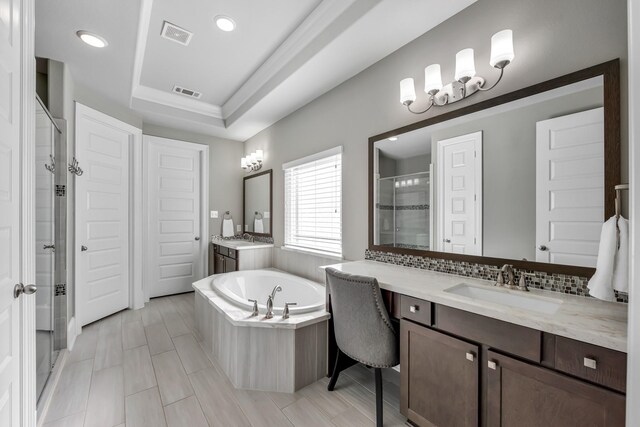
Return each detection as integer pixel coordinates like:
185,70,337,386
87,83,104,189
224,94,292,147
35,100,57,401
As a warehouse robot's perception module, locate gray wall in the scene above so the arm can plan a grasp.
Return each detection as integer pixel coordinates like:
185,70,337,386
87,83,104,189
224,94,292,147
430,86,602,261
243,0,628,261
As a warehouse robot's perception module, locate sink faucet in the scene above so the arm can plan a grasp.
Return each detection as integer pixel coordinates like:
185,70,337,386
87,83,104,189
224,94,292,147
500,264,516,290
265,285,282,319
242,233,254,242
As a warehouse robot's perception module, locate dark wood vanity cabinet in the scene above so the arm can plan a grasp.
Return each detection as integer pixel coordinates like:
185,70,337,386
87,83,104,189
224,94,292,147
394,294,626,427
486,350,625,427
212,244,238,274
401,319,479,427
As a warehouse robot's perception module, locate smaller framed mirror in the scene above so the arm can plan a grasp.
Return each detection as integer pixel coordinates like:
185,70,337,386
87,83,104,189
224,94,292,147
243,169,273,236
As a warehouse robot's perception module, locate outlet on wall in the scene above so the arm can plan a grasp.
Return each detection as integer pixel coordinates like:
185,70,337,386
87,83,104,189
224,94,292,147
236,225,241,233
210,210,218,219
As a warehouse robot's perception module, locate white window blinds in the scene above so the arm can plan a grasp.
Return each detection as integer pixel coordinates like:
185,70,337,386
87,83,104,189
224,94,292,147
284,147,342,257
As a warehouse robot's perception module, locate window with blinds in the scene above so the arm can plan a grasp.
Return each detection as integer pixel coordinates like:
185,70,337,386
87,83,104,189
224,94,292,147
283,147,342,257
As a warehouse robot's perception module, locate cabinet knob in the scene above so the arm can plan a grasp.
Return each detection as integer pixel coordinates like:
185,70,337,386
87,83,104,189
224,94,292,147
583,357,597,370
465,352,475,362
488,360,498,370
409,305,419,313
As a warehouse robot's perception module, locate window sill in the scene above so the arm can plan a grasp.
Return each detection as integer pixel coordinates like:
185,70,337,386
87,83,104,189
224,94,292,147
281,246,344,261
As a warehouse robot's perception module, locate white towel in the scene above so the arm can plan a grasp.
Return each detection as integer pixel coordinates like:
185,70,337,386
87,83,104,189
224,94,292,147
612,216,629,293
222,218,234,238
588,216,625,301
254,218,264,233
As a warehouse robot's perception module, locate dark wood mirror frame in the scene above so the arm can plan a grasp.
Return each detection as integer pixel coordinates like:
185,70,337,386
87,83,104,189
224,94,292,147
243,169,273,238
368,59,620,278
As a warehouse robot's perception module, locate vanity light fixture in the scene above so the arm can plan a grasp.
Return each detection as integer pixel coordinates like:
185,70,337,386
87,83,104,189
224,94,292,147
76,30,108,48
242,149,263,172
215,15,236,32
400,29,514,114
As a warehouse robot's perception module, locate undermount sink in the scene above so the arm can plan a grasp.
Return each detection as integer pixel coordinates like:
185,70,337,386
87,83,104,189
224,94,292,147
444,283,563,315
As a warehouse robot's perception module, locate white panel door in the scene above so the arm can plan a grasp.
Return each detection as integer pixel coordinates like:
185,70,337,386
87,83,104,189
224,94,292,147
145,136,205,298
536,107,604,268
35,104,54,331
437,132,482,255
0,0,23,422
76,105,134,326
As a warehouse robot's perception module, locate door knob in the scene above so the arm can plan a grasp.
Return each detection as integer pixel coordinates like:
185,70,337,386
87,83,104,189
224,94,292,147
81,245,88,251
443,238,451,243
538,245,548,251
195,237,200,241
14,283,37,298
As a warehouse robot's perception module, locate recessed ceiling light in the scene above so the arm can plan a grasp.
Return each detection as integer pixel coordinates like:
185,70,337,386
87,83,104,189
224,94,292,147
214,15,236,32
76,30,108,48
388,137,398,141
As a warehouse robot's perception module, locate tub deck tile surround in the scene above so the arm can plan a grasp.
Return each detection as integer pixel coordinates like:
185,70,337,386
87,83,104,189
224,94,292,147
322,260,628,352
43,292,406,427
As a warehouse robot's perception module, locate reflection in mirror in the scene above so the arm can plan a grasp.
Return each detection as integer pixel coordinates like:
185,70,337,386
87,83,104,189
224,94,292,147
374,76,605,268
243,169,272,236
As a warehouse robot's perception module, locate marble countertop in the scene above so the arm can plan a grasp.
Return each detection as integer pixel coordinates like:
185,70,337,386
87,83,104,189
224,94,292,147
192,275,330,330
211,239,274,251
321,260,628,352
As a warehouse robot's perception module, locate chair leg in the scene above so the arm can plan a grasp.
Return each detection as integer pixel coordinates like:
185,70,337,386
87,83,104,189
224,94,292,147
375,368,383,427
327,349,343,391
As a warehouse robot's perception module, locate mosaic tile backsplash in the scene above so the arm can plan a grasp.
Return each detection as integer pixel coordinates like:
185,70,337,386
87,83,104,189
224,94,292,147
365,249,628,303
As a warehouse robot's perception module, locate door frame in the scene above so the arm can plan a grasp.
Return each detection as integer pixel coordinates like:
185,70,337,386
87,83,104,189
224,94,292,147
436,131,483,255
20,0,36,424
141,135,209,302
73,103,143,337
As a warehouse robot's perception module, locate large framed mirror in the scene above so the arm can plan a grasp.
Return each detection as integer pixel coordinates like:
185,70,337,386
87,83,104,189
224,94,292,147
369,60,620,277
243,169,273,237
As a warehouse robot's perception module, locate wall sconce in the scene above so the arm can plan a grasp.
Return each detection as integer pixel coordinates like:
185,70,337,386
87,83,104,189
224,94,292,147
241,149,263,172
400,29,515,114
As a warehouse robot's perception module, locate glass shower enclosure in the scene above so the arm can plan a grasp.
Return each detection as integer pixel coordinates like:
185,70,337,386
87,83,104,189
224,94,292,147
377,171,431,250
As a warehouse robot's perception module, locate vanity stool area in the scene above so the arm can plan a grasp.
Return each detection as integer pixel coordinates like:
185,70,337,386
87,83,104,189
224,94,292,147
323,261,628,427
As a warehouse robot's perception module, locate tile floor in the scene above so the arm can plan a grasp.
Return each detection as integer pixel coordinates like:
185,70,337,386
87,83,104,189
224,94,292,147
42,292,408,427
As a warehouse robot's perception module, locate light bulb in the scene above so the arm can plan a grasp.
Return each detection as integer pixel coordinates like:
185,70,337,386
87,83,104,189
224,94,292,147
255,149,264,162
400,78,417,105
490,29,514,68
455,48,476,83
424,64,443,95
241,157,247,168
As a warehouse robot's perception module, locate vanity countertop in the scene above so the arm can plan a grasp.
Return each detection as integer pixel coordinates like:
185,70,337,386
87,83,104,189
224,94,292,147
212,239,274,251
321,260,628,352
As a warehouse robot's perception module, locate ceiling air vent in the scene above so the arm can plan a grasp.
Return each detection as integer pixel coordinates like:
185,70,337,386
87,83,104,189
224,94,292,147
161,21,193,46
173,85,202,99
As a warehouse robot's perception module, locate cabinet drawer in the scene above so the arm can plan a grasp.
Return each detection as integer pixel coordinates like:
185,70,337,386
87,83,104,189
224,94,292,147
228,248,237,259
216,245,229,257
399,295,432,326
435,305,541,362
555,336,627,393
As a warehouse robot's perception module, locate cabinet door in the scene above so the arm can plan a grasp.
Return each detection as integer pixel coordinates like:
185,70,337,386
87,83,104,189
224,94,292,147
214,254,225,274
486,350,625,427
225,256,237,272
400,319,479,427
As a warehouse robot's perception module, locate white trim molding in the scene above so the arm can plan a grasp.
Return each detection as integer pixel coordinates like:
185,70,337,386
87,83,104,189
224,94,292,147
627,0,640,424
282,146,343,170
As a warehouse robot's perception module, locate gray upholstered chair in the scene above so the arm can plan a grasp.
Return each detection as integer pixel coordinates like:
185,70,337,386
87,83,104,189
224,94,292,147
325,267,399,427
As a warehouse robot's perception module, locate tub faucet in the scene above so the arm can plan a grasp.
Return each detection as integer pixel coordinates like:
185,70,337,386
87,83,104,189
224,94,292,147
265,285,282,319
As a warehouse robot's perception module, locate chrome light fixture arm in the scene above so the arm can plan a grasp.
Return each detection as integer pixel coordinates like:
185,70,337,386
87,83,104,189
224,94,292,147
477,66,505,92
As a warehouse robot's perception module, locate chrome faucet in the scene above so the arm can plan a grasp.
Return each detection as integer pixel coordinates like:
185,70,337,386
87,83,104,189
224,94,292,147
282,302,297,319
265,285,282,319
242,233,255,242
500,264,516,290
248,299,259,317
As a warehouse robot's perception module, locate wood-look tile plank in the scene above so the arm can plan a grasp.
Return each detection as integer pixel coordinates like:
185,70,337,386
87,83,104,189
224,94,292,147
124,345,157,396
122,308,143,324
141,305,163,327
144,322,174,356
43,412,85,427
152,350,193,406
163,312,190,337
123,320,147,350
298,379,351,418
163,395,208,427
84,365,125,427
331,407,374,427
234,389,294,427
343,364,400,409
94,330,123,371
172,333,211,374
45,359,93,423
282,397,334,427
332,375,405,426
125,387,167,427
98,312,122,336
69,325,99,363
188,367,250,427
268,391,301,410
